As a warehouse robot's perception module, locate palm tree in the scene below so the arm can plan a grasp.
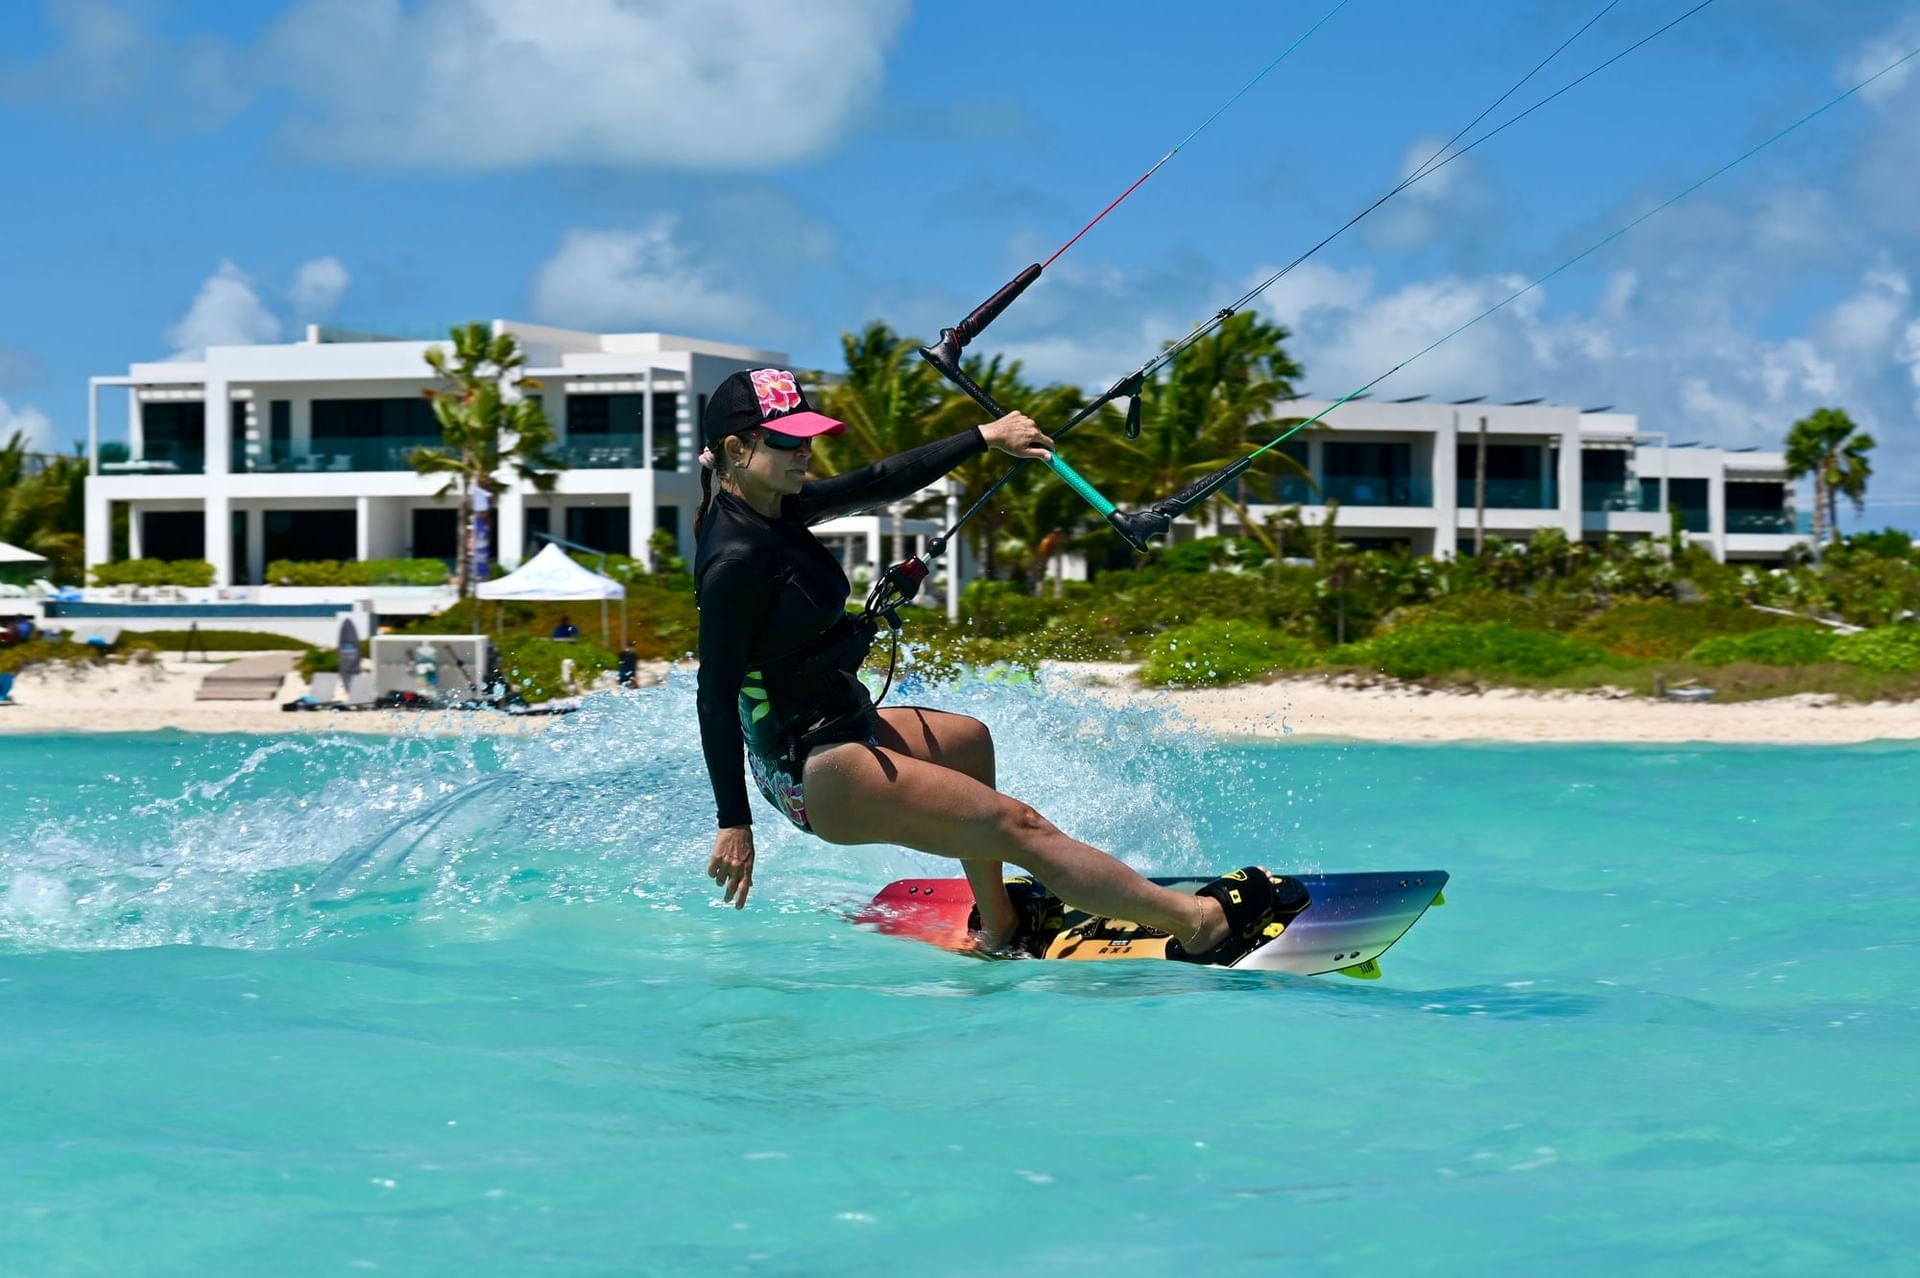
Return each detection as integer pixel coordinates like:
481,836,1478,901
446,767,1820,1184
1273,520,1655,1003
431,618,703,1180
809,321,947,473
1785,407,1875,549
0,433,87,581
414,324,566,598
1071,311,1310,541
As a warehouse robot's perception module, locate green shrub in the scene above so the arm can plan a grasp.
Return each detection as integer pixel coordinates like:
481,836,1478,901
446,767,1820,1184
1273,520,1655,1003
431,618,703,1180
1687,626,1836,667
1342,621,1608,680
1151,535,1269,575
117,629,315,653
1138,620,1317,687
90,558,215,587
298,648,341,681
1830,625,1920,673
499,636,617,700
264,558,451,586
1570,600,1778,659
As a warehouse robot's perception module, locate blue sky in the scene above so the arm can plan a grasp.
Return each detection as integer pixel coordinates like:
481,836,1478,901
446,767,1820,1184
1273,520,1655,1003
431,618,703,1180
2,0,1917,529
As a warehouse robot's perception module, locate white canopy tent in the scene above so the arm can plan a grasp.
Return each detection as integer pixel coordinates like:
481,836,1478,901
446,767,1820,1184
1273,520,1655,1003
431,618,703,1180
0,540,48,565
476,542,626,646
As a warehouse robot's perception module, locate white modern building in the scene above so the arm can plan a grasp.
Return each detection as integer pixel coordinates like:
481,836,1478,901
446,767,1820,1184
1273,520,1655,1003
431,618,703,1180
1212,394,1808,564
83,322,966,599
82,325,1808,600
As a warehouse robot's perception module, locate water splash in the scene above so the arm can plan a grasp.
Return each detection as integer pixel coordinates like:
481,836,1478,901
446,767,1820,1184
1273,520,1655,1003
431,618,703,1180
1,668,1269,954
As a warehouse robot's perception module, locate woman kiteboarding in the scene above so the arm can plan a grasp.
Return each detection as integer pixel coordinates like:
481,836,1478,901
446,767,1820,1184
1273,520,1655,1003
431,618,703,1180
692,367,1280,961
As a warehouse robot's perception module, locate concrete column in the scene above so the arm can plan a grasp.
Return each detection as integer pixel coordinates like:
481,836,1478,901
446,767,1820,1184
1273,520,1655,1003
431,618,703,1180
1558,428,1582,539
128,502,144,559
642,368,654,469
292,397,312,460
355,496,372,562
204,493,231,585
84,482,111,574
866,523,881,577
1433,411,1459,559
632,470,656,567
246,508,265,585
204,379,230,476
1708,469,1727,562
497,486,526,568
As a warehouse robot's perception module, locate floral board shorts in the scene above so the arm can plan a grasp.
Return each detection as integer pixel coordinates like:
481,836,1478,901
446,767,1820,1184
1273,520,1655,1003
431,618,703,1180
743,709,878,834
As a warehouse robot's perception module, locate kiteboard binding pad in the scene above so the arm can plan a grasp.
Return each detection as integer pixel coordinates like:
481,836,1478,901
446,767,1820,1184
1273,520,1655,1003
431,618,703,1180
859,870,1448,976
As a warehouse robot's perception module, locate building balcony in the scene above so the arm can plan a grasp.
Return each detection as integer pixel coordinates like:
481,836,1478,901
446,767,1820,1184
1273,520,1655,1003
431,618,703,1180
559,433,678,470
1456,478,1559,509
101,444,205,475
1727,510,1811,534
244,440,443,474
1581,481,1647,512
1272,475,1432,507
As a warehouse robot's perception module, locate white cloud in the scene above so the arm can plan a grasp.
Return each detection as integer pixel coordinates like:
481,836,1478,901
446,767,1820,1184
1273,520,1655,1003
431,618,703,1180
0,397,59,451
164,261,283,360
265,0,908,170
289,256,349,318
529,220,763,334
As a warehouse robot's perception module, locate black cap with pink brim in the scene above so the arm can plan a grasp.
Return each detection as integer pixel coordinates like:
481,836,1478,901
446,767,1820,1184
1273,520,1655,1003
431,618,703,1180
701,369,845,444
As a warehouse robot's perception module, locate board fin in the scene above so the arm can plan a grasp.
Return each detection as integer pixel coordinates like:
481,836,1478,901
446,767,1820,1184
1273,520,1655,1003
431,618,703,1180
1337,957,1382,980
1431,889,1446,906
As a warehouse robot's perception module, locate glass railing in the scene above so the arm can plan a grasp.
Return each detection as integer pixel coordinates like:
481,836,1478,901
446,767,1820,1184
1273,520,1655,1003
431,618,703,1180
1269,475,1433,506
1727,510,1812,534
246,439,445,473
1581,481,1646,512
101,443,205,474
1320,475,1433,507
1456,479,1559,509
1676,507,1710,533
560,434,680,469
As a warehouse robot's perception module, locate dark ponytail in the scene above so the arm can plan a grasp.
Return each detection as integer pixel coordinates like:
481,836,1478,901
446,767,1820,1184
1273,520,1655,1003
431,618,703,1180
695,463,715,538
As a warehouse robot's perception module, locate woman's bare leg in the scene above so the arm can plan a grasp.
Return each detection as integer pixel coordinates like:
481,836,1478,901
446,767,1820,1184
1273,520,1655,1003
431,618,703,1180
804,738,1230,952
874,708,1018,941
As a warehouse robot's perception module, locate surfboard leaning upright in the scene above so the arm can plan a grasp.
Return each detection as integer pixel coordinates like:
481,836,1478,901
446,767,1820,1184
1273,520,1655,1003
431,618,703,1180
856,870,1448,976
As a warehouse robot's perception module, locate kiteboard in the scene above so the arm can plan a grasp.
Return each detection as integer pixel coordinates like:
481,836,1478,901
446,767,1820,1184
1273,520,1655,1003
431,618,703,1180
856,870,1447,977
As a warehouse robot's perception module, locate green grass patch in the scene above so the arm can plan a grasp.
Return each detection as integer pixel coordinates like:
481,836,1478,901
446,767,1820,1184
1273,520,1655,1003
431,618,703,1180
1830,625,1920,673
1687,626,1836,667
1339,621,1612,681
119,629,314,653
1570,600,1780,659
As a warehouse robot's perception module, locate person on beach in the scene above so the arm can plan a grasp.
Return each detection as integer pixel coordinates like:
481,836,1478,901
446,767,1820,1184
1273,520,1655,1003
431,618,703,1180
691,367,1280,961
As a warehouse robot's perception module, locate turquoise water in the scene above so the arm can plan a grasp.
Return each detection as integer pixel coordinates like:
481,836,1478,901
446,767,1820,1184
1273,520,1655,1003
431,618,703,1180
2,674,1916,1276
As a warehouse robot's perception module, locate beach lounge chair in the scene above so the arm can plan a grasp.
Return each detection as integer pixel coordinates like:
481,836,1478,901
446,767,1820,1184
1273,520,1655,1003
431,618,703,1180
342,673,376,706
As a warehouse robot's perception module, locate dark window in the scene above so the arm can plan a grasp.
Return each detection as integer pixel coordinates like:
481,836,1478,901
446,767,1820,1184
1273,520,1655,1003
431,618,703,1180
655,504,680,556
1670,477,1710,533
311,397,440,469
1268,441,1312,504
1324,441,1414,505
269,400,292,464
1582,450,1628,482
566,506,630,555
568,393,613,436
411,508,458,561
1726,481,1785,512
1457,441,1540,480
141,402,207,471
651,392,680,470
264,510,357,563
142,510,204,561
232,510,250,584
525,505,551,554
230,401,249,471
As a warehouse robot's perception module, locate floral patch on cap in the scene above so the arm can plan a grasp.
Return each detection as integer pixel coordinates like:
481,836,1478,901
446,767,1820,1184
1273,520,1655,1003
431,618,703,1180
749,368,803,418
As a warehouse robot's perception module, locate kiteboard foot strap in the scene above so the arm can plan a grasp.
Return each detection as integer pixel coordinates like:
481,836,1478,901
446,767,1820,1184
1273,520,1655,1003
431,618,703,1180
965,876,1065,959
1172,867,1308,966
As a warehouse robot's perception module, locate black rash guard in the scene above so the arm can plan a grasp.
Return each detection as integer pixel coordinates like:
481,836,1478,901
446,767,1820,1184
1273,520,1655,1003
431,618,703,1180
694,427,987,828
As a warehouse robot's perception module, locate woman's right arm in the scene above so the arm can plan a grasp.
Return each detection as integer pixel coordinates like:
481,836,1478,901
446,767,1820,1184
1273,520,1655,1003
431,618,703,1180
695,554,772,831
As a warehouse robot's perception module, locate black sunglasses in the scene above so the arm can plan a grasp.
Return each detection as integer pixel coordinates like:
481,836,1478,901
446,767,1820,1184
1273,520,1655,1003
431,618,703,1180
756,427,810,451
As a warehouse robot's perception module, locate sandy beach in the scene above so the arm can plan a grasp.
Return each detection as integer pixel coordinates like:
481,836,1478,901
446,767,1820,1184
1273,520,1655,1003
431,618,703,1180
2,654,1917,743
1047,662,1920,745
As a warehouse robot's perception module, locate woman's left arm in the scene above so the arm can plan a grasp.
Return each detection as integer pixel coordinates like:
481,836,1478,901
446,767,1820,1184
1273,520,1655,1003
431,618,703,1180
794,413,1052,525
